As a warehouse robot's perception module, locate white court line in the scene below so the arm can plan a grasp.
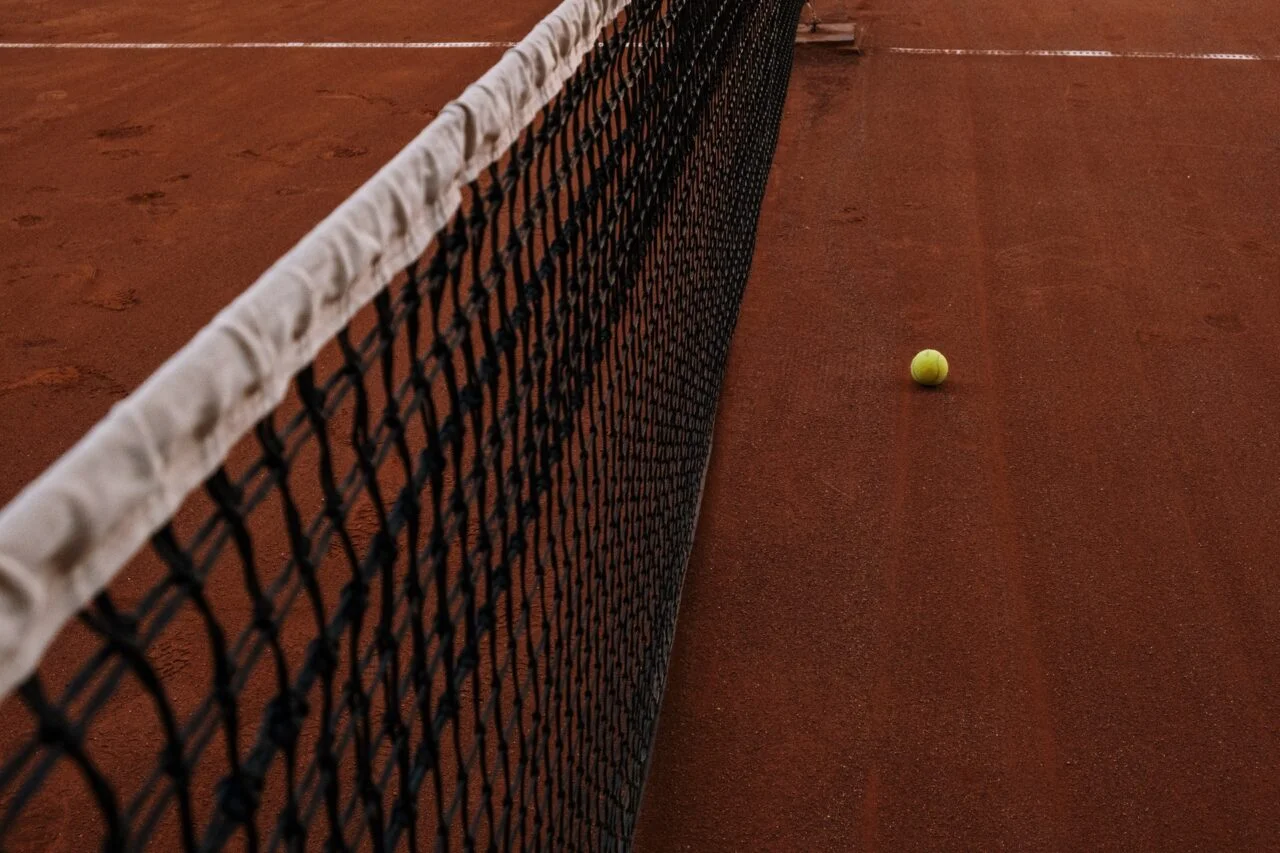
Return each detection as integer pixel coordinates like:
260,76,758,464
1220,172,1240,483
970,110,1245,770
884,47,1275,61
1,42,1275,61
0,41,516,49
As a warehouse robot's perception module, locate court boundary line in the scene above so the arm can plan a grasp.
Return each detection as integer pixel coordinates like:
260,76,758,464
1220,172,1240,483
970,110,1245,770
0,41,517,49
883,46,1276,61
2,43,1276,62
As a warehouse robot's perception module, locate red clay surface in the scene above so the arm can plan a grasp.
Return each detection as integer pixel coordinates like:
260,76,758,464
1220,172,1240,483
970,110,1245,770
4,0,1280,850
0,1,556,508
635,0,1280,850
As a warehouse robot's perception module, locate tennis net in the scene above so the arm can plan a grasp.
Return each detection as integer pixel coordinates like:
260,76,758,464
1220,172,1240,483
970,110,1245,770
0,0,804,849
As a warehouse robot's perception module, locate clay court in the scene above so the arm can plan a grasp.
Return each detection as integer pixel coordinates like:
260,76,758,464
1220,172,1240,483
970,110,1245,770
2,0,1279,850
0,2,546,506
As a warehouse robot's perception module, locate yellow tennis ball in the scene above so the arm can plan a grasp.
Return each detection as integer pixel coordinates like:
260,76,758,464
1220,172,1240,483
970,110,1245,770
910,349,949,386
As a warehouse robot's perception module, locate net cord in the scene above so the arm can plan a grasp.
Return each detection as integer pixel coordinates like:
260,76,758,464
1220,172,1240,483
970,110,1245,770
0,0,629,702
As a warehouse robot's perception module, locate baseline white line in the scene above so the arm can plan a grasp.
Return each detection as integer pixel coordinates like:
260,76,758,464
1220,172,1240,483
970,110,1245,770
884,47,1274,61
0,42,1273,61
0,41,516,49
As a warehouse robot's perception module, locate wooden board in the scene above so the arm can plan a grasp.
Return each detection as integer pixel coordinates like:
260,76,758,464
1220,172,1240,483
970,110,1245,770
795,22,863,51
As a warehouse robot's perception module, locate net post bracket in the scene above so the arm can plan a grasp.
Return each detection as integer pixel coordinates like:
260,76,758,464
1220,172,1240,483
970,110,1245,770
794,21,864,54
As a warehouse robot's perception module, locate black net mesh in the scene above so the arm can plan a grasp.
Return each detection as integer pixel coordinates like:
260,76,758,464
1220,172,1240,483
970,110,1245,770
0,1,803,849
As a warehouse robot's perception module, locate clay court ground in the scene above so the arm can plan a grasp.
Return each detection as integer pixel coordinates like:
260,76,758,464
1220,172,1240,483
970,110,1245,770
2,0,1279,850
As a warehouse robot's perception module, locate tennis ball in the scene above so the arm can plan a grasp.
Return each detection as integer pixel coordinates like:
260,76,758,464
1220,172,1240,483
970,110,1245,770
910,349,949,386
